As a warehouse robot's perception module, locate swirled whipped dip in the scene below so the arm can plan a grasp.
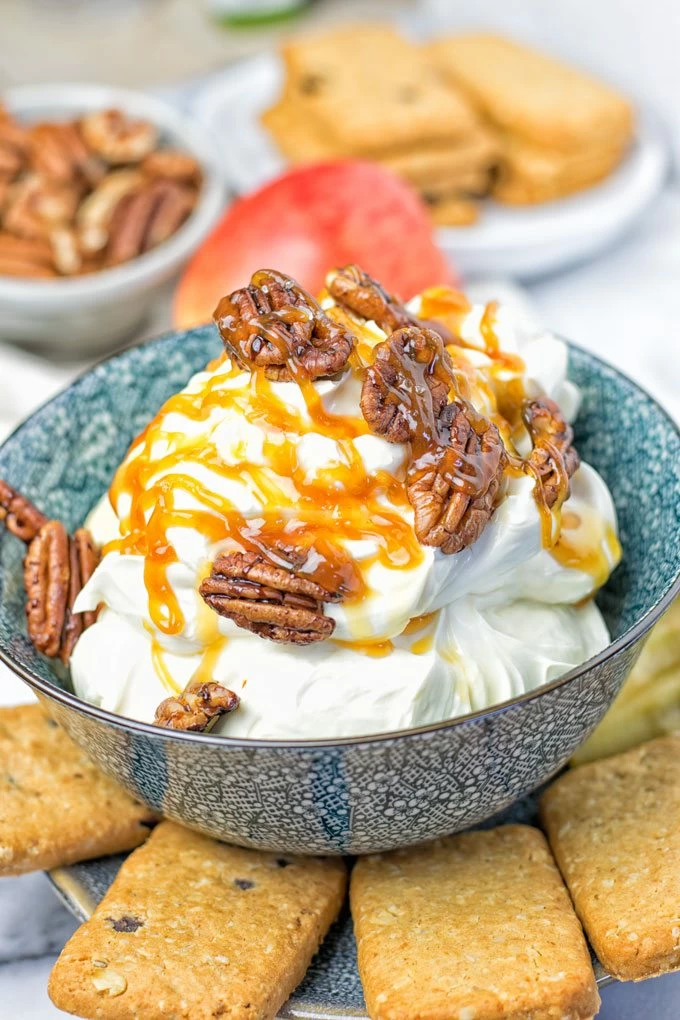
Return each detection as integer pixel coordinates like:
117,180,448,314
71,278,621,738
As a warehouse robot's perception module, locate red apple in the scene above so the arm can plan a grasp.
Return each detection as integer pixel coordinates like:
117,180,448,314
174,160,454,328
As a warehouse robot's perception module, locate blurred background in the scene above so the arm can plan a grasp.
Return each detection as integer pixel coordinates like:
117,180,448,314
0,2,679,1017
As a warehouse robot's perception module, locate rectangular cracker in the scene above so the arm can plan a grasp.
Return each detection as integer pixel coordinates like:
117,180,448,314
540,734,680,981
0,703,156,875
351,824,599,1020
49,821,347,1020
428,34,634,152
492,134,629,204
280,24,480,156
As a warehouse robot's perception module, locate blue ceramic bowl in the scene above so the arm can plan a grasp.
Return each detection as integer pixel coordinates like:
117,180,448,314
1,326,679,855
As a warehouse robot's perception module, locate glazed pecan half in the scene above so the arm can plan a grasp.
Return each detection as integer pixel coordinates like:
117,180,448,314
361,327,452,443
329,264,415,334
523,396,580,509
199,550,341,644
154,680,240,732
214,269,355,381
408,402,507,555
0,478,48,542
23,521,100,664
328,265,453,342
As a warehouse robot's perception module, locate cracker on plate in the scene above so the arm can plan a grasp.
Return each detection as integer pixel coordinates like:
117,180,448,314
49,821,347,1020
279,24,480,157
351,824,599,1020
0,702,156,876
541,733,680,981
428,33,633,152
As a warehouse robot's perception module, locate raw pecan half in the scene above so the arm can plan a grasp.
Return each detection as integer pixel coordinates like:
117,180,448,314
523,396,580,509
23,521,100,664
199,550,341,644
29,122,104,188
80,109,158,166
154,680,239,732
106,179,195,265
214,269,355,381
361,327,452,443
0,478,47,541
407,402,507,555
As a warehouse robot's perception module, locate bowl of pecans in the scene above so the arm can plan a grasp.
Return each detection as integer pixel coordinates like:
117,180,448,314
0,84,224,355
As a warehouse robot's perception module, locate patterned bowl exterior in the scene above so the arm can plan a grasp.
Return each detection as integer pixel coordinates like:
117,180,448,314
1,326,679,855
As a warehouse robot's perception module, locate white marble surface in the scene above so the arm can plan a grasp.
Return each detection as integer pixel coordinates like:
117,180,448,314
1,190,680,1018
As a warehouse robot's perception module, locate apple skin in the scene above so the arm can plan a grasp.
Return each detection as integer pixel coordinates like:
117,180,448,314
174,160,455,329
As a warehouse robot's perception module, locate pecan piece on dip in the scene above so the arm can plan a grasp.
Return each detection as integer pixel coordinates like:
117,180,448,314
328,264,452,341
360,325,506,554
199,550,342,645
214,269,355,381
361,326,451,443
23,520,100,664
154,681,240,732
523,396,580,509
408,401,506,555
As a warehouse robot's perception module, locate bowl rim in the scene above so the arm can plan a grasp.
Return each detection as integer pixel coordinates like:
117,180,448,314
0,83,225,304
1,327,679,749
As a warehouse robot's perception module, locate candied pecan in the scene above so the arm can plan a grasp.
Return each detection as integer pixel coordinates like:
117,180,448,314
407,402,507,555
23,521,100,663
214,269,355,381
154,681,240,732
523,396,580,509
80,109,158,165
199,550,341,644
361,327,452,443
0,478,48,541
329,265,415,334
328,264,454,343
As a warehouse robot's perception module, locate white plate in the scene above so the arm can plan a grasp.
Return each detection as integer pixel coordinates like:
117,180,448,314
192,52,669,281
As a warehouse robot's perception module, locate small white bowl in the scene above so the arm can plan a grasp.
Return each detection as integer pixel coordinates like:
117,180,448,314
0,84,225,357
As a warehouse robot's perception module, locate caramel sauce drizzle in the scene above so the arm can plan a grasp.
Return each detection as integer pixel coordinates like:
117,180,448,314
108,351,423,638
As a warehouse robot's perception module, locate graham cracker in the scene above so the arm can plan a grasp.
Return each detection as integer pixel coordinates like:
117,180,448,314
541,733,680,981
49,821,347,1020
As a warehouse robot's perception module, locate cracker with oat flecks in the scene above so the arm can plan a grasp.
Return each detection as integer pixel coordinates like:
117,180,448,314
540,733,680,982
428,34,633,153
280,24,480,157
49,821,347,1020
351,824,599,1020
0,703,156,876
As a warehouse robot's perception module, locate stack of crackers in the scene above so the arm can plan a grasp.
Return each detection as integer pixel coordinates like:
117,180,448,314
3,702,679,1019
261,26,634,226
429,34,634,206
261,25,501,227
